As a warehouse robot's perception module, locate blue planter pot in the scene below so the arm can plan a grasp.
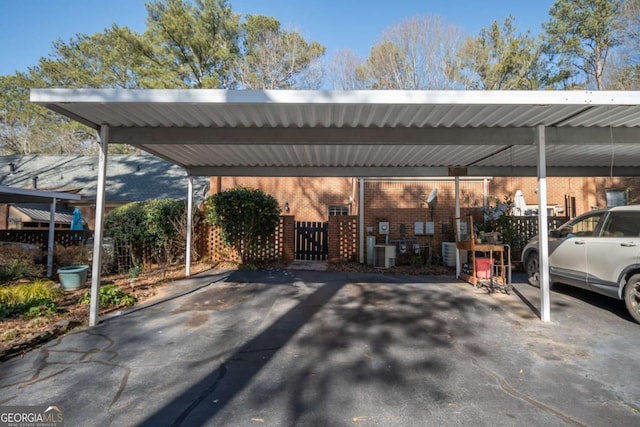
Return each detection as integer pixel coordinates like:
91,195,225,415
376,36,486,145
57,265,89,290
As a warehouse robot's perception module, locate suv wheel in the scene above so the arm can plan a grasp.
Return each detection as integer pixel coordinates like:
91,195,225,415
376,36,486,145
624,274,640,324
525,253,540,288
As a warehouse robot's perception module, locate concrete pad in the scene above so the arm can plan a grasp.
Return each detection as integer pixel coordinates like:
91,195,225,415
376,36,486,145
0,270,638,426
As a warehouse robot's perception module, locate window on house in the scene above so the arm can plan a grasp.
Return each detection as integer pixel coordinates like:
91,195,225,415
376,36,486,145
605,189,627,207
328,205,350,216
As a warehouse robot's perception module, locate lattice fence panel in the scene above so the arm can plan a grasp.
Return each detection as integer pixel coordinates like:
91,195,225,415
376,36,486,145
202,217,286,263
328,216,358,263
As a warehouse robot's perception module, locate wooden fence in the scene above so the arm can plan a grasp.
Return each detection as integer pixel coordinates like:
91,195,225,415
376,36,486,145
0,230,91,249
1,215,569,269
506,216,568,263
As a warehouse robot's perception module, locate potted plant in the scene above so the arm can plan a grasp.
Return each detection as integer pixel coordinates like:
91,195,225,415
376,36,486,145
54,245,89,290
57,265,89,290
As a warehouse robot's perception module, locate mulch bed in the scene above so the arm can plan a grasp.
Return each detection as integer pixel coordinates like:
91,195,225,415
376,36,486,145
0,262,221,362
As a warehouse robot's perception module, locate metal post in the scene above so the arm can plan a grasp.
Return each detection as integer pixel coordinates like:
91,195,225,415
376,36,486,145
537,125,551,322
359,178,365,264
186,175,193,277
89,125,109,327
455,176,461,277
47,197,56,277
483,178,488,210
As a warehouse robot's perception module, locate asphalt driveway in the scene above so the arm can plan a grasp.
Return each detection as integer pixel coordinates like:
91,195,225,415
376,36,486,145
1,269,639,426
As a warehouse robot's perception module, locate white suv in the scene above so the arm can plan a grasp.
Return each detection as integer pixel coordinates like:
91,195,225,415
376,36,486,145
521,205,640,323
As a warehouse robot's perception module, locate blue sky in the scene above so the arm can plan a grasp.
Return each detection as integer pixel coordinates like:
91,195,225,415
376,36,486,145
0,0,556,76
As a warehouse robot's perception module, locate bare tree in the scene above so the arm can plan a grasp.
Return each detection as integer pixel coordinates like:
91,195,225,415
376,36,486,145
326,49,367,90
607,0,640,88
358,15,466,89
234,15,325,89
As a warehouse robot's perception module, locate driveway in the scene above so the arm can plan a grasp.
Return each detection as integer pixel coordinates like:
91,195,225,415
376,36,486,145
0,269,638,426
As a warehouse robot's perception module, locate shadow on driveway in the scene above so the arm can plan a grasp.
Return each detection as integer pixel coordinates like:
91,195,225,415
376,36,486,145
1,269,639,426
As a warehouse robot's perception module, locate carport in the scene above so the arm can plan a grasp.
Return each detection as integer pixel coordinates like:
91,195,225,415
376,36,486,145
30,89,640,326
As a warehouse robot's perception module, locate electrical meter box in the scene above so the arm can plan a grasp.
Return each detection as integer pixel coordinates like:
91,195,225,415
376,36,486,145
425,221,435,235
378,221,389,235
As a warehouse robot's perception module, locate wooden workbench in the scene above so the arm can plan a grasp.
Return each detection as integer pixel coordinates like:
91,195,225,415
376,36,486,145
457,240,509,286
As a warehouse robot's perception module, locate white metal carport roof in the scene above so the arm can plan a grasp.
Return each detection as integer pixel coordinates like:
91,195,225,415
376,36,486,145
32,89,640,177
30,89,640,326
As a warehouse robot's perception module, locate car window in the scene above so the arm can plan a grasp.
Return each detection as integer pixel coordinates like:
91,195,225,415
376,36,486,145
602,211,640,237
559,213,603,237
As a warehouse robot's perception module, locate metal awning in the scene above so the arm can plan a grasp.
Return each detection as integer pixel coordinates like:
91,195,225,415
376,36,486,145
31,89,640,177
0,185,82,277
29,89,640,326
0,185,81,203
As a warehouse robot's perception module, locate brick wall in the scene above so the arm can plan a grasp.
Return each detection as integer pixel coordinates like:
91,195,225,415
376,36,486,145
363,180,486,258
211,177,357,222
490,176,640,216
202,175,640,264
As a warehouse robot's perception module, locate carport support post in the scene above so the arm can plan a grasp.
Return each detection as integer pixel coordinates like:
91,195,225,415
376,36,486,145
359,178,365,264
455,176,461,277
186,175,193,277
536,125,551,322
89,125,109,327
46,197,56,277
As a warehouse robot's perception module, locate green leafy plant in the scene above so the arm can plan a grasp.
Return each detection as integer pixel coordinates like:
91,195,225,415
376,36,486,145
0,280,61,305
128,266,141,279
479,194,523,251
79,284,135,308
0,280,62,319
203,187,281,264
0,298,59,319
104,199,186,266
24,300,59,319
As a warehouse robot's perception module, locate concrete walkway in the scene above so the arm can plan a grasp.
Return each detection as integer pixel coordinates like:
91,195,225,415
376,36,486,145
1,269,638,426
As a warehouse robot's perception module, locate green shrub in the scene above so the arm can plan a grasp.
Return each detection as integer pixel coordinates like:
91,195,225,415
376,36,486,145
0,280,61,305
203,187,280,263
79,284,135,308
0,280,62,319
23,300,59,319
104,199,186,265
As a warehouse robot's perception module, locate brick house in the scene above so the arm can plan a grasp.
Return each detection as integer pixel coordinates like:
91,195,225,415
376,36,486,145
210,175,640,263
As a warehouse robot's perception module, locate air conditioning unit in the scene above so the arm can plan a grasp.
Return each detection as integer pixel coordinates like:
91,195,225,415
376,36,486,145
374,245,396,269
442,242,457,267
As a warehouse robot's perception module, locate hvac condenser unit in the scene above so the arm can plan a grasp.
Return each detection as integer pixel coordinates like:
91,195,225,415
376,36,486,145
374,245,396,269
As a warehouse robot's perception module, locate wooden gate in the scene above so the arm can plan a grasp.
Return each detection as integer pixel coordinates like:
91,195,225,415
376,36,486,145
295,221,328,261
